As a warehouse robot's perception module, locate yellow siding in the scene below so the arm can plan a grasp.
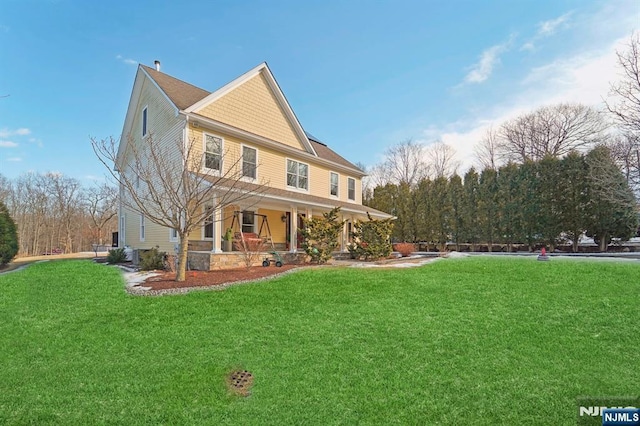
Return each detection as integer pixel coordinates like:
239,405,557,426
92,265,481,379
195,73,305,151
120,72,185,253
187,125,362,204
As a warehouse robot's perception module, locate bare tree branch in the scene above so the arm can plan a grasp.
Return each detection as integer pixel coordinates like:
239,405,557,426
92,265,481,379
91,133,268,281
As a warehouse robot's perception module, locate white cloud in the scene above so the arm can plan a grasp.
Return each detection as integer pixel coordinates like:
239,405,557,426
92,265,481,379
116,54,137,65
0,127,31,138
425,34,632,173
7,157,22,162
0,140,18,148
421,0,640,174
520,12,572,51
538,13,571,36
464,40,511,84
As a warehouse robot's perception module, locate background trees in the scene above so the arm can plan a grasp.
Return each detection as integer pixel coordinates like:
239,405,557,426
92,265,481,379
365,146,637,252
0,172,116,257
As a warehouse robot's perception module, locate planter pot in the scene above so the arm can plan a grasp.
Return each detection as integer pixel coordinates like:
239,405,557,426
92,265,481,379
223,240,233,252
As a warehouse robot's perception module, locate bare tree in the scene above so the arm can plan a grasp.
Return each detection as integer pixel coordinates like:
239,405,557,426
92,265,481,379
92,134,268,281
426,141,460,178
499,103,607,162
85,183,118,247
605,32,640,135
380,139,430,186
474,126,501,170
606,132,640,197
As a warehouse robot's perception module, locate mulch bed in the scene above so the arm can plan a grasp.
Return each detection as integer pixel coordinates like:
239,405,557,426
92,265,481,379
143,264,302,290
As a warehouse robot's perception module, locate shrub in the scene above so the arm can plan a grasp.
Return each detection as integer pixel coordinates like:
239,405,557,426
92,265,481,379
352,213,394,260
234,238,268,270
106,247,127,264
299,207,344,263
393,242,415,257
139,246,166,270
0,201,18,267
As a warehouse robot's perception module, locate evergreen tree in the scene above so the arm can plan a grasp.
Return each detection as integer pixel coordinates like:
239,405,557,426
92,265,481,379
559,152,590,252
448,174,465,250
496,163,522,252
518,161,542,251
462,168,481,250
478,168,499,251
536,156,564,250
430,176,452,251
0,200,18,266
585,146,638,251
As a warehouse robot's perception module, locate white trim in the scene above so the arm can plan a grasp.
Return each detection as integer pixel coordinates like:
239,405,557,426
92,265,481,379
202,132,223,174
201,205,214,240
185,113,366,177
347,177,356,201
183,62,316,156
169,227,178,242
120,213,126,247
139,214,145,242
139,66,180,116
241,143,258,182
285,158,310,192
330,171,339,199
117,66,180,169
141,105,148,137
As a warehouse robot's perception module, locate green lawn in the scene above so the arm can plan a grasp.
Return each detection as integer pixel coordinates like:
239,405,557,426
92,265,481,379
0,257,638,425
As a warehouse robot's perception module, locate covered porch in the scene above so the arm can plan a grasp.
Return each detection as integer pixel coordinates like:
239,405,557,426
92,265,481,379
185,190,390,270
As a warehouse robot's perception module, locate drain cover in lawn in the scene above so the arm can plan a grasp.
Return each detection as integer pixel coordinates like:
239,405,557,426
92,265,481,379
227,370,254,396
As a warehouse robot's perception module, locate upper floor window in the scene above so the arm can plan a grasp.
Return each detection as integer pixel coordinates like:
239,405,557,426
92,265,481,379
142,106,148,137
204,134,222,171
287,159,308,190
242,146,257,179
330,172,339,197
348,177,356,201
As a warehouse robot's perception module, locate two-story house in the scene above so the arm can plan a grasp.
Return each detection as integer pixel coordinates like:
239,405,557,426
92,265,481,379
116,61,391,269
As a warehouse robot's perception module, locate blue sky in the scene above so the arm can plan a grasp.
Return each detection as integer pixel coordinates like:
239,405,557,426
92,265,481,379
1,0,638,182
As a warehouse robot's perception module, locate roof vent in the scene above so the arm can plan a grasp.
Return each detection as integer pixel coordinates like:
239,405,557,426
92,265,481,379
154,60,161,72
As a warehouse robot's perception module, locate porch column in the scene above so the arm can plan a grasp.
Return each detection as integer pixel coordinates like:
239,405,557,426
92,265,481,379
212,196,222,253
290,206,298,253
341,214,347,252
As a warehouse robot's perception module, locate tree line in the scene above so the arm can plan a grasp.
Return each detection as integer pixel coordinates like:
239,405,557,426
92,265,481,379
0,172,117,256
365,146,637,252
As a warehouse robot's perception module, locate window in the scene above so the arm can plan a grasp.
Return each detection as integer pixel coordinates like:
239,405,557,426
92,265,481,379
330,172,339,197
170,228,178,242
242,211,255,233
142,106,148,137
287,159,308,190
203,206,214,239
140,214,145,241
204,134,222,171
242,146,257,179
348,178,356,201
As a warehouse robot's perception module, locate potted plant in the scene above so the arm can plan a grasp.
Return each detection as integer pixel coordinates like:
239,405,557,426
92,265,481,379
223,228,234,252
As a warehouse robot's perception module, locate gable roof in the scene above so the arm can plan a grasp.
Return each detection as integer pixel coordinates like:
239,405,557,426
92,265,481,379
140,65,210,110
134,62,362,174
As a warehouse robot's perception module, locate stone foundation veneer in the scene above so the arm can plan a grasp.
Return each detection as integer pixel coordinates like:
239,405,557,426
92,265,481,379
187,251,309,271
